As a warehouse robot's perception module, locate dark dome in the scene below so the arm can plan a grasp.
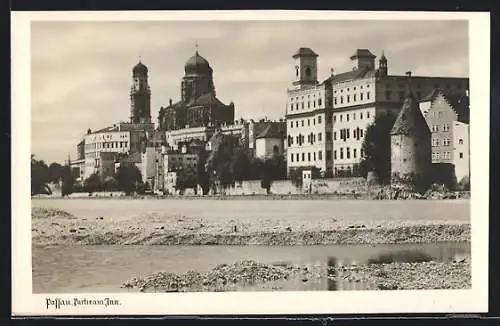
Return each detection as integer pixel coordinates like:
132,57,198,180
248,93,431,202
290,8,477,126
184,51,212,75
133,61,148,75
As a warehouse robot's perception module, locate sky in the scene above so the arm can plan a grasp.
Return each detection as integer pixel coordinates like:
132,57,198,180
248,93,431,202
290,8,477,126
30,19,469,164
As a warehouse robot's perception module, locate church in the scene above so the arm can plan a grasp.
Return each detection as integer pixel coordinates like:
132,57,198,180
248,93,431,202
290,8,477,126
158,50,235,131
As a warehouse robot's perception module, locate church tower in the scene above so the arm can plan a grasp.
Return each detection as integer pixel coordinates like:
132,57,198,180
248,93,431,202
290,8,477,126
130,60,151,123
292,47,318,87
378,51,388,77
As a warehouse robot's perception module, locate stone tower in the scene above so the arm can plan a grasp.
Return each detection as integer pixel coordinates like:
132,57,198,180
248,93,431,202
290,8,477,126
390,71,432,190
292,47,319,86
130,60,151,123
378,51,388,77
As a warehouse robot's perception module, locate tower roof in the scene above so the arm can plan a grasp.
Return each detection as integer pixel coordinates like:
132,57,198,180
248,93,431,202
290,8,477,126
379,51,387,62
185,51,212,75
390,74,430,136
133,61,148,75
292,47,318,58
350,49,376,60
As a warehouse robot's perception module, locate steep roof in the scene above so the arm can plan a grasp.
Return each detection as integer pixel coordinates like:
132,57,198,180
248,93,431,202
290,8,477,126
323,66,378,84
421,88,470,123
350,49,376,59
255,124,284,139
391,80,431,136
293,47,318,58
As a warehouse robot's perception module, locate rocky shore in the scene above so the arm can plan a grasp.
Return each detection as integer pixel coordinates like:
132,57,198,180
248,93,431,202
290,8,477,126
121,258,471,292
32,207,470,246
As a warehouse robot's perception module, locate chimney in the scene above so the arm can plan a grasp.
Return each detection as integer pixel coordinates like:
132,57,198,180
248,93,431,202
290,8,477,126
169,98,173,106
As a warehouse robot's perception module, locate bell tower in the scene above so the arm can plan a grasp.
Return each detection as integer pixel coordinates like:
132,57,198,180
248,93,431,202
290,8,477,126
130,60,151,124
378,51,388,77
292,47,318,87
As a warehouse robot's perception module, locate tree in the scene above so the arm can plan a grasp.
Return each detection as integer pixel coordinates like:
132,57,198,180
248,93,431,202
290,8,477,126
231,147,251,182
359,111,397,183
31,155,50,195
48,162,64,183
103,175,118,192
84,172,101,194
116,162,142,195
206,133,240,191
61,162,74,196
175,166,197,194
196,148,210,195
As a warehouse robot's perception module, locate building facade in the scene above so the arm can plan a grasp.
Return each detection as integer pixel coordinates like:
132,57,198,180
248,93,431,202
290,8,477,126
255,124,285,159
285,47,469,177
423,89,470,183
158,51,235,131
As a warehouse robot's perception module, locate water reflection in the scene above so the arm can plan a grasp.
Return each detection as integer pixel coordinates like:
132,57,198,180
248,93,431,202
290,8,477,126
326,257,337,291
367,250,434,264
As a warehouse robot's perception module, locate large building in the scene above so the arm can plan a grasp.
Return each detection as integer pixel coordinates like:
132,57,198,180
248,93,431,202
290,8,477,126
422,89,470,183
158,51,235,131
285,47,469,177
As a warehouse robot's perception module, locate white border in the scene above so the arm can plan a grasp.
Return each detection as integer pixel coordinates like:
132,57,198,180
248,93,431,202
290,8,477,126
12,10,490,316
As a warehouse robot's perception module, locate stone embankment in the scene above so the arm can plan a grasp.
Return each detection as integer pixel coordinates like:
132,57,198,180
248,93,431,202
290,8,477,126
32,207,470,247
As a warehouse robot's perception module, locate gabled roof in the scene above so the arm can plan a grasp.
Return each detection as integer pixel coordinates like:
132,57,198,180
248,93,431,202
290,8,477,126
255,124,284,139
391,81,431,136
293,47,318,58
421,88,470,123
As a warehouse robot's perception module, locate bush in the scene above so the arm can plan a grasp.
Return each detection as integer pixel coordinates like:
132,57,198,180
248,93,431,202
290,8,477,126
457,175,470,191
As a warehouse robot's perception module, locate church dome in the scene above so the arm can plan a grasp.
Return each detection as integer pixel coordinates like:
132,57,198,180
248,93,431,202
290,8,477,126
184,51,212,75
133,61,148,75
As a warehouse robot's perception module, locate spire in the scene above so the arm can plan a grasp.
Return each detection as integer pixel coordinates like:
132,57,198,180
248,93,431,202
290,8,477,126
380,50,387,61
195,41,199,55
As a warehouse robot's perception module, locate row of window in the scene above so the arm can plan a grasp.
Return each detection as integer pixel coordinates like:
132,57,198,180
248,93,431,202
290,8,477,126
334,92,371,105
432,151,465,160
290,115,323,128
289,147,364,162
336,128,364,141
333,111,370,123
86,141,129,151
432,138,452,147
430,124,451,132
288,131,332,146
290,99,323,111
333,84,370,94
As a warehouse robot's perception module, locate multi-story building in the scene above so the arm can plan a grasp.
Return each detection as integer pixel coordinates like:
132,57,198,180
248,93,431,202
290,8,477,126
422,89,470,183
285,47,469,177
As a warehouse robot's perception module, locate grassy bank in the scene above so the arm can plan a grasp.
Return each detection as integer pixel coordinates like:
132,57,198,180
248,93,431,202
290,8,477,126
32,207,470,246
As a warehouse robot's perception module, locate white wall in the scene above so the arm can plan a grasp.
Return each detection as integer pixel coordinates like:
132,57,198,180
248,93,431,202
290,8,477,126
453,121,470,182
255,138,283,159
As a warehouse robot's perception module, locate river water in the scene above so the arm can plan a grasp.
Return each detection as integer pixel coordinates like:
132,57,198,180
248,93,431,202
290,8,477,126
33,242,470,293
31,198,470,293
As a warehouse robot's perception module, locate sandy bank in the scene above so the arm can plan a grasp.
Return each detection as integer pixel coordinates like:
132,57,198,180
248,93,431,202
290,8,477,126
32,207,470,246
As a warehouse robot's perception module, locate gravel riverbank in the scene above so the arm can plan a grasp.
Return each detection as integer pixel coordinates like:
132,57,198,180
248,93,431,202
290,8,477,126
121,258,471,292
32,207,470,246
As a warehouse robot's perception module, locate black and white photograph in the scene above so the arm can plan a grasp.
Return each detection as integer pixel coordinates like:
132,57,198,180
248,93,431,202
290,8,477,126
12,10,489,315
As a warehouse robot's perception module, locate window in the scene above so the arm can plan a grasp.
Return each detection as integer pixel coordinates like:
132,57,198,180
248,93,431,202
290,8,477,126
367,92,370,100
443,138,451,146
340,115,343,122
333,132,337,140
296,121,299,127
313,152,316,160
438,111,443,117
308,153,311,161
302,153,305,161
302,120,304,127
334,150,337,160
308,119,310,126
295,66,299,77
360,129,364,138
340,148,344,159
340,96,344,104
459,152,464,159
290,104,293,111
334,98,337,105
354,94,357,101
360,148,364,157
360,93,364,101
347,129,350,139
333,115,336,122
318,133,322,141
296,103,299,110
290,121,293,128
296,153,299,162
308,102,310,108
313,101,316,108
124,141,128,147
318,151,323,161
302,102,304,109
458,138,464,145
313,118,316,125
432,138,440,147
353,148,357,158
347,114,350,122
290,154,294,162
318,99,322,106
443,124,450,132
347,95,350,103
347,147,351,159
431,125,439,132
